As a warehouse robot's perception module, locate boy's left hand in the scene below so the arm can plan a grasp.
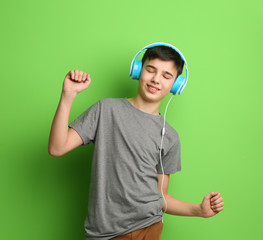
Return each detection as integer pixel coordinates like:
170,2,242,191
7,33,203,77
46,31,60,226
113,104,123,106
200,192,224,218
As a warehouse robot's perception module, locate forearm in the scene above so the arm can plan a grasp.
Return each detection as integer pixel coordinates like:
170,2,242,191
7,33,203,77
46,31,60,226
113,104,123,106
162,194,202,217
48,92,76,155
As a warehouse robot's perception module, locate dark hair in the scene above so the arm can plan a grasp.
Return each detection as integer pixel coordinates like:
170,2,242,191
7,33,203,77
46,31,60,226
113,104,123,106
141,45,184,78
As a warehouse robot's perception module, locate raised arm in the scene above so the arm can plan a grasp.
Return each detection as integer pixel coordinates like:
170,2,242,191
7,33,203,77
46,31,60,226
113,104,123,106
48,70,92,157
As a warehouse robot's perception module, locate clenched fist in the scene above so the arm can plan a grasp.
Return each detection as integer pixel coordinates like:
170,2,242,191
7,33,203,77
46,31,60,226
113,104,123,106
62,69,92,95
200,192,224,218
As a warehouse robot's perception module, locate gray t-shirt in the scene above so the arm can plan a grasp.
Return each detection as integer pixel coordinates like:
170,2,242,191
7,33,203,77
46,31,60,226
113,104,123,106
68,98,181,240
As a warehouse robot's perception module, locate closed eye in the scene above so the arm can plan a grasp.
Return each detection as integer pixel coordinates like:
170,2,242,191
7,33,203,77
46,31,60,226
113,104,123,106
163,75,171,79
146,68,154,73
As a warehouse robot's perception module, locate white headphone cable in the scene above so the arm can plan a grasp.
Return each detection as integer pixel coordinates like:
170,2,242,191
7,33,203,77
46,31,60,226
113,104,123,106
160,94,174,221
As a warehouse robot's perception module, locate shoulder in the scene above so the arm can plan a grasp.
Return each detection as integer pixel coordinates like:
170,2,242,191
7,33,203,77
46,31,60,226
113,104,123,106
92,98,128,116
98,98,127,108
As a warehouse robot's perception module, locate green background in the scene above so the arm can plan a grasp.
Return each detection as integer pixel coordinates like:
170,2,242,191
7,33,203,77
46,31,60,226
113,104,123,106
1,0,262,239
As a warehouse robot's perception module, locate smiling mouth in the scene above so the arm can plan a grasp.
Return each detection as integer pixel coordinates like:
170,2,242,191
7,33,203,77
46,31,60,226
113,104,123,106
147,84,160,91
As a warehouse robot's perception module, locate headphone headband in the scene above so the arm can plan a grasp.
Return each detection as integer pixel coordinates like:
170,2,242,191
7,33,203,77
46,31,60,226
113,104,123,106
129,42,189,94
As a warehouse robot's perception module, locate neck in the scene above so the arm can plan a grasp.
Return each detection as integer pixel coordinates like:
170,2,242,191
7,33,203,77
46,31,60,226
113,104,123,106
128,94,161,116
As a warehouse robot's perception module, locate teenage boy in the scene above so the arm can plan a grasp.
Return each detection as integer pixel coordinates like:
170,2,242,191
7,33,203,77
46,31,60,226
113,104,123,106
48,44,224,240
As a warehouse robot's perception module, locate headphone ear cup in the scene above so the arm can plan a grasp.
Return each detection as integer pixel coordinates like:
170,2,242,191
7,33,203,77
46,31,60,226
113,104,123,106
170,75,185,95
132,60,142,80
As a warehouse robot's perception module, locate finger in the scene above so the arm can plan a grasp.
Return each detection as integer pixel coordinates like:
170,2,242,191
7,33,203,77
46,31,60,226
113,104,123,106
86,73,92,82
83,75,92,87
212,201,224,208
70,70,75,80
213,206,224,212
82,72,87,81
74,69,79,81
211,197,222,205
218,202,224,208
212,197,223,205
206,192,218,201
79,71,84,82
210,192,221,202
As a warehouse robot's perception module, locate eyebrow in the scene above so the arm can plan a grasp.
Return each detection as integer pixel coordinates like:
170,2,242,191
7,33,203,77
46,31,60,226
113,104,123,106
146,64,174,78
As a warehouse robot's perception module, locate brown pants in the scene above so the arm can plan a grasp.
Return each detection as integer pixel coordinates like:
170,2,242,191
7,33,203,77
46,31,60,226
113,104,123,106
110,221,163,240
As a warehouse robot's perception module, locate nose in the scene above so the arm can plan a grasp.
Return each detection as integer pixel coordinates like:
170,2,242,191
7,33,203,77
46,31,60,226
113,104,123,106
151,73,160,85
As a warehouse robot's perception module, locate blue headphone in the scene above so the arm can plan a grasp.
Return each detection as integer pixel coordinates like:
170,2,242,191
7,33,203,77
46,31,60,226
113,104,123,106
129,42,189,95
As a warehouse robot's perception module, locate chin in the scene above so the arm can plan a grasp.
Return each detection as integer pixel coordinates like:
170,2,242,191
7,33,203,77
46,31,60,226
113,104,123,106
138,85,163,103
144,93,163,103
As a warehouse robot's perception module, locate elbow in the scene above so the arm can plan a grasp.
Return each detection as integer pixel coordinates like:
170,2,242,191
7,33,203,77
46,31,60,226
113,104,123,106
48,149,61,157
48,146,63,157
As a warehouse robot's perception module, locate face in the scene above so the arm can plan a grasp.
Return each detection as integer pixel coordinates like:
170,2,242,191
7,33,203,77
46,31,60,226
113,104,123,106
137,58,178,103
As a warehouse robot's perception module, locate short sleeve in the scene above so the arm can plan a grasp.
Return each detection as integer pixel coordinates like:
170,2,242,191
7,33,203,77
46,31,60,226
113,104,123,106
68,101,101,145
156,136,181,174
